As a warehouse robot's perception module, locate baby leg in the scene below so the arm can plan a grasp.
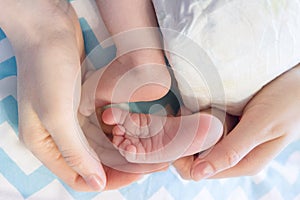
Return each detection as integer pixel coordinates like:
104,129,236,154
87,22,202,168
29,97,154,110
80,0,172,114
102,107,224,163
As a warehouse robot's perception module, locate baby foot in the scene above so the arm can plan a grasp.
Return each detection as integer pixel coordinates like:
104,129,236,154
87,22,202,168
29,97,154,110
102,107,224,163
80,50,171,116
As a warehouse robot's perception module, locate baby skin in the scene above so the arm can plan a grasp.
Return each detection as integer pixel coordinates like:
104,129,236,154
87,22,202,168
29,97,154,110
101,106,235,163
95,0,235,164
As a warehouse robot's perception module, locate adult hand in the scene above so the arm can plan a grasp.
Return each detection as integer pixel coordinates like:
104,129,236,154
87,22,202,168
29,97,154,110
174,64,300,180
1,0,171,191
0,0,105,191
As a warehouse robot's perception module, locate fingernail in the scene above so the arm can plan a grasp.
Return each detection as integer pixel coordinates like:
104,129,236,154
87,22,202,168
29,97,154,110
191,162,215,181
85,175,105,191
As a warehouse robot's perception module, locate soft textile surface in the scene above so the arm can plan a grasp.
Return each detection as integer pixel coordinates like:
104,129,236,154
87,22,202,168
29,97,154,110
0,0,300,199
153,0,300,115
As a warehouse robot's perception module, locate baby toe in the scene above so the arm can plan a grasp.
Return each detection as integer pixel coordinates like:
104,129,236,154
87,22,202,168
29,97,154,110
112,135,125,147
112,125,126,136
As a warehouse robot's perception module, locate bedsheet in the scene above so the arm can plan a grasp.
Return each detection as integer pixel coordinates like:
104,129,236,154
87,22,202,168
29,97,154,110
0,0,300,199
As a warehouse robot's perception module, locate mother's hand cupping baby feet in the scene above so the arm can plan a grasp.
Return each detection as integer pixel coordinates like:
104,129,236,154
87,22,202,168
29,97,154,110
0,0,106,191
0,0,171,191
175,64,300,181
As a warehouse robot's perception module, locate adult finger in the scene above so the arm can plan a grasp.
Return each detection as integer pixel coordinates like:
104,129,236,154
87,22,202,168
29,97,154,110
18,106,94,191
210,135,292,178
102,165,144,191
190,111,278,181
30,45,106,191
172,156,194,180
172,110,238,180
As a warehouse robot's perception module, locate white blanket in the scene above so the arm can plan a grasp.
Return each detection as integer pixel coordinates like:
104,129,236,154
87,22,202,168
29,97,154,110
154,0,300,115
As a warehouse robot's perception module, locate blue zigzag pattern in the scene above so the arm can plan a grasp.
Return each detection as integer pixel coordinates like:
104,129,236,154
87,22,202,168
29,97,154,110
1,14,300,200
79,18,116,69
0,97,99,200
0,96,18,134
0,25,102,200
119,154,300,200
0,57,17,79
0,28,6,41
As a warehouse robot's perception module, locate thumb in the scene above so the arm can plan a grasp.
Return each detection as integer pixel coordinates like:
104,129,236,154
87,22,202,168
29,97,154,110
35,66,106,191
38,105,107,191
190,112,261,181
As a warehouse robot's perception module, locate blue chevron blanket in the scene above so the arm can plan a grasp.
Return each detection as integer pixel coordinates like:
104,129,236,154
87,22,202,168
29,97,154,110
0,0,300,199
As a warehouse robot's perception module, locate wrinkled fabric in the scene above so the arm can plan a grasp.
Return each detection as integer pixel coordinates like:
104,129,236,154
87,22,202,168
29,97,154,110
153,0,300,115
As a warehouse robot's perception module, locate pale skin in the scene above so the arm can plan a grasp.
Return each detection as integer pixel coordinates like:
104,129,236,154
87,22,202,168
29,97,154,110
96,0,231,162
175,64,300,180
97,0,300,182
102,64,300,180
101,106,236,163
90,0,229,166
0,0,171,191
96,0,234,163
1,0,299,192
